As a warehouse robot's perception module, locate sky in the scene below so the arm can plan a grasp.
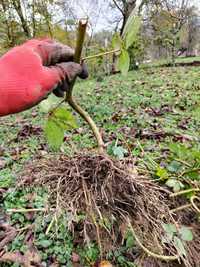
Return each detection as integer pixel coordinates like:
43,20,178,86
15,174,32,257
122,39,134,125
72,0,116,33
68,0,200,33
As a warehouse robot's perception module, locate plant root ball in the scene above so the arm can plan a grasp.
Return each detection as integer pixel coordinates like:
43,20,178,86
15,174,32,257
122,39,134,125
19,153,200,267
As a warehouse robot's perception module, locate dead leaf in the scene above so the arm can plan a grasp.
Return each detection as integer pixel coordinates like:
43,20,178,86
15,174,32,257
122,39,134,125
72,252,80,263
0,159,6,170
0,223,17,250
98,260,113,267
0,147,5,156
0,249,43,267
17,124,42,140
145,105,172,117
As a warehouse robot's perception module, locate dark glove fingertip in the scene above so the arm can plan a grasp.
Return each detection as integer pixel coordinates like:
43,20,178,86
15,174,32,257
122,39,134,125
79,62,89,79
53,88,64,98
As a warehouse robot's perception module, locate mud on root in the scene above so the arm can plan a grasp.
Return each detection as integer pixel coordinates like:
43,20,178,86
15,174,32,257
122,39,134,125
19,153,200,267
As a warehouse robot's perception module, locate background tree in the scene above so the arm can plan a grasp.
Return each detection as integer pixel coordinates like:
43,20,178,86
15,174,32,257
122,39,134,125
179,7,200,56
11,0,31,38
0,0,200,66
140,0,193,64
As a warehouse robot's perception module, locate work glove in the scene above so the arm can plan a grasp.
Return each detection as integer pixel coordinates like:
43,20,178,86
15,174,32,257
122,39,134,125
0,39,88,116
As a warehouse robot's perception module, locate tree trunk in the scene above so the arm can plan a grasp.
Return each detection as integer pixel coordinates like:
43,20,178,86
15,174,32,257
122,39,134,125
40,0,53,38
32,0,36,37
111,53,118,74
11,0,31,38
171,38,176,67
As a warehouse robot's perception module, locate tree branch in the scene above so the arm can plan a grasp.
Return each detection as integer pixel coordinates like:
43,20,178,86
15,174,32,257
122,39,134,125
112,0,125,15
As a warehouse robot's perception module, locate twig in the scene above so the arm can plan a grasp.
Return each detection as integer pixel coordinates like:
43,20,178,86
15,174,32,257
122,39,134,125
169,204,192,214
82,49,120,61
190,196,200,213
65,19,105,153
128,220,179,261
7,208,48,213
17,225,33,233
112,0,125,15
170,188,200,198
45,216,56,235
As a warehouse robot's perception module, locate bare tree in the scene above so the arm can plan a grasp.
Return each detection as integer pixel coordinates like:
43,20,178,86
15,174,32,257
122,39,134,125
141,0,192,63
178,7,200,56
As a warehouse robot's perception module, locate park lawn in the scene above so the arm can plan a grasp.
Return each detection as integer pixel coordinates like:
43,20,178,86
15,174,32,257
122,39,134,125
143,56,200,68
0,64,200,266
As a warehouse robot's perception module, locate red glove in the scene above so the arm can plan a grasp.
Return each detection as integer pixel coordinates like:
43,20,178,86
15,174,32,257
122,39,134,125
0,39,88,116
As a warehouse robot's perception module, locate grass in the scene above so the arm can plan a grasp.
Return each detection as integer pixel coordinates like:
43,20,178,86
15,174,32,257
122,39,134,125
175,56,200,63
144,55,200,68
0,63,200,266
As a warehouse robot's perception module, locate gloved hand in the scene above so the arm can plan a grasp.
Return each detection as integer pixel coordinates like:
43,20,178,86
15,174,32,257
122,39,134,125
0,39,88,116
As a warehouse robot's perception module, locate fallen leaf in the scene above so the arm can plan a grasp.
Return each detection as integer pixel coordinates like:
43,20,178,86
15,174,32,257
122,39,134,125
17,124,42,140
72,252,80,263
0,223,17,250
0,159,6,170
99,260,113,267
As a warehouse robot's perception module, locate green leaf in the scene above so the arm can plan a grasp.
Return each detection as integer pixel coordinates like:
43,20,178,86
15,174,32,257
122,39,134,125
112,146,128,160
184,170,200,180
39,95,60,112
45,107,77,151
156,167,168,180
122,8,137,37
179,227,193,242
166,179,184,192
117,49,130,76
126,231,135,249
163,223,177,234
112,33,123,51
52,107,77,130
167,161,182,173
174,236,187,257
0,169,14,188
45,119,64,151
37,239,52,248
162,223,177,241
123,16,142,49
169,143,188,158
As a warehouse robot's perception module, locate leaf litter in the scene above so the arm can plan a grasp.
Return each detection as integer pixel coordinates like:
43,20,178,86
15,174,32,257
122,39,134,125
11,153,200,267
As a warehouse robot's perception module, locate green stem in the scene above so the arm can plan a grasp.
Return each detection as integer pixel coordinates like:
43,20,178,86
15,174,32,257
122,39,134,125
82,49,120,61
7,208,47,213
190,196,200,213
170,188,200,198
169,204,192,214
65,19,104,153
